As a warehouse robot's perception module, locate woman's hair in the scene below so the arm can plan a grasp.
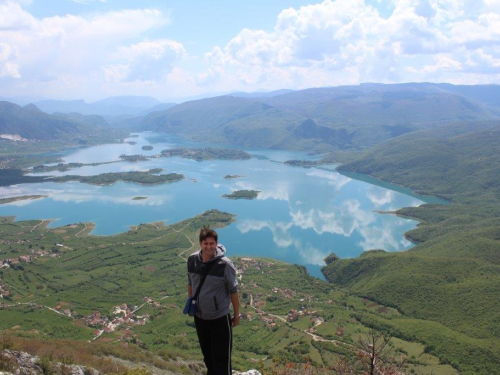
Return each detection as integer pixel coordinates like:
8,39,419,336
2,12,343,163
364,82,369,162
199,225,218,243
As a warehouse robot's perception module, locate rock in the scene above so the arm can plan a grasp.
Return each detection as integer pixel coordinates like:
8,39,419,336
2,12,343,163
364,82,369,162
0,350,42,375
0,350,98,375
233,371,262,375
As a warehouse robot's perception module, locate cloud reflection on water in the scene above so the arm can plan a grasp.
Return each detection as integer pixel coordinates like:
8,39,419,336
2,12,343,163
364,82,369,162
237,219,328,265
0,186,27,198
366,186,395,206
289,199,375,236
237,193,418,264
358,220,413,251
50,190,169,206
306,169,351,190
234,181,290,201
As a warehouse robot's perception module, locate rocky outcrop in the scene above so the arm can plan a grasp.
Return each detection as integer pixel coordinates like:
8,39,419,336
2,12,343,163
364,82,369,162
0,350,98,375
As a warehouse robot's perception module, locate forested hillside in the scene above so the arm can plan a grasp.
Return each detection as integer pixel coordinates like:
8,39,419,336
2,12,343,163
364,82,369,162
323,123,500,374
140,83,499,152
0,102,82,140
0,101,122,142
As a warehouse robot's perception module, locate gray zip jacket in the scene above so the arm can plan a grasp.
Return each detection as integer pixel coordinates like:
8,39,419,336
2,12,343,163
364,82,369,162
187,244,238,320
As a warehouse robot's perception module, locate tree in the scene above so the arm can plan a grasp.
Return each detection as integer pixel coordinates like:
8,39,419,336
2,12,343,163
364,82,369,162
334,329,406,375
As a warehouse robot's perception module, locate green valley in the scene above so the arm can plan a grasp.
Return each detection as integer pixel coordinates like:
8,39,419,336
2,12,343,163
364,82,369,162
0,211,456,374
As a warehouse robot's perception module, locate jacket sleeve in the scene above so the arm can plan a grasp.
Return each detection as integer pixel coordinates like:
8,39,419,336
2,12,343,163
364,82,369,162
224,259,238,294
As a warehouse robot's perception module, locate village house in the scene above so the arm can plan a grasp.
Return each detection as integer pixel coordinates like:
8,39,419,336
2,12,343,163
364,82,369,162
19,255,31,262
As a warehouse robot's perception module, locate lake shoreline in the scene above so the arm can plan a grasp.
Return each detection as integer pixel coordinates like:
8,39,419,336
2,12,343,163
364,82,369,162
0,132,431,278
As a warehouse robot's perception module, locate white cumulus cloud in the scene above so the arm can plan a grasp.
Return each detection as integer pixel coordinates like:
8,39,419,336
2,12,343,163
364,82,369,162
201,0,500,92
105,39,186,82
0,1,185,98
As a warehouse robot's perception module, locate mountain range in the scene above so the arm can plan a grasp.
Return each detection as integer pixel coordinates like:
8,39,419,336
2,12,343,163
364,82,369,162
2,83,500,150
31,96,176,117
139,83,500,151
0,101,124,142
0,101,84,140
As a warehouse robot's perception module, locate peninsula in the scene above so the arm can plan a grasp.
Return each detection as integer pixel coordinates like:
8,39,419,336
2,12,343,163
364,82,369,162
53,169,183,186
0,195,48,204
119,154,149,162
161,147,252,161
30,161,118,173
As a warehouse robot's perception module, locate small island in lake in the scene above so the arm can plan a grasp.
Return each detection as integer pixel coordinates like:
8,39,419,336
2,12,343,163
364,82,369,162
132,196,148,200
222,189,260,200
0,195,48,204
119,154,149,162
161,147,252,161
53,169,183,186
284,160,322,168
283,153,339,168
223,174,244,179
141,145,154,150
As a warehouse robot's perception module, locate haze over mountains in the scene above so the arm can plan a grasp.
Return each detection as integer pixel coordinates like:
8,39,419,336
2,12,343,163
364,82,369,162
0,101,89,140
139,83,500,151
1,83,500,151
0,101,128,143
31,96,177,117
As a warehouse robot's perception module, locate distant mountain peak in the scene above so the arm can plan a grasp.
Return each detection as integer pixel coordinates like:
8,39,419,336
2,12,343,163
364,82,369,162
23,103,42,112
93,95,161,107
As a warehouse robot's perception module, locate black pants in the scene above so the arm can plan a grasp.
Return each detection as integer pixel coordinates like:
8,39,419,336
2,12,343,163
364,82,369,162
194,314,232,375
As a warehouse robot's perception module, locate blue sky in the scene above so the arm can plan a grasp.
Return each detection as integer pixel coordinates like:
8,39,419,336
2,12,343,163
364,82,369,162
1,0,499,101
27,1,318,55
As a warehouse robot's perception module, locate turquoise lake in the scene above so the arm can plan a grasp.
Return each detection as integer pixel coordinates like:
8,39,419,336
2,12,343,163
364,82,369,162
0,132,446,278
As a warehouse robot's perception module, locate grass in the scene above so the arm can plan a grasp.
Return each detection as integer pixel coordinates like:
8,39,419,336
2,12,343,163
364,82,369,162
0,211,453,374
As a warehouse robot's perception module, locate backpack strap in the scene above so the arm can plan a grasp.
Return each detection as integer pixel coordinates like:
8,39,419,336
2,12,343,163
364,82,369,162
192,260,216,300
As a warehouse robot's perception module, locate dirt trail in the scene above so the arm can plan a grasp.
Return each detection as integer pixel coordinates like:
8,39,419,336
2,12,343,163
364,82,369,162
30,220,46,233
